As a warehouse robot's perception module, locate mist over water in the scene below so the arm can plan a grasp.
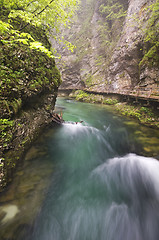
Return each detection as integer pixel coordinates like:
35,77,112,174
0,98,159,240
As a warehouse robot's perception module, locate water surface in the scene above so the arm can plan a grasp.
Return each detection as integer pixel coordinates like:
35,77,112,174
0,98,159,240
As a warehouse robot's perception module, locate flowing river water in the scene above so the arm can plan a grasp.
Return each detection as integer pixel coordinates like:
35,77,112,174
0,97,159,240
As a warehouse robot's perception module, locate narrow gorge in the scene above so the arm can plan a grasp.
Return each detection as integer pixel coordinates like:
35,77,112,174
0,0,159,192
54,0,159,100
0,0,159,239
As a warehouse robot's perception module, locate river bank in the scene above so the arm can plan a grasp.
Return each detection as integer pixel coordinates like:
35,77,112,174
59,89,159,129
0,90,59,192
0,97,159,240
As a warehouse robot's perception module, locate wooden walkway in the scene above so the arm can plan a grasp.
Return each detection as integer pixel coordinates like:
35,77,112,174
59,87,159,103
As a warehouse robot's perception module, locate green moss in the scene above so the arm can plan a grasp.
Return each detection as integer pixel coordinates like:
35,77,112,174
0,15,61,177
115,103,158,128
97,0,128,67
139,45,159,68
70,90,158,129
70,90,119,105
139,1,159,68
11,98,22,114
0,118,15,149
103,98,118,105
85,74,93,87
119,72,126,78
21,136,30,146
73,90,89,101
0,34,61,118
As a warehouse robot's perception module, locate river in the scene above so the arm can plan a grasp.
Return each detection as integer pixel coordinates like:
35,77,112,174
0,97,159,240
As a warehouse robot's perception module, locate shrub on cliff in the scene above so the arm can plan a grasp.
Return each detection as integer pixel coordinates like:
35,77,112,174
140,0,159,67
0,0,79,186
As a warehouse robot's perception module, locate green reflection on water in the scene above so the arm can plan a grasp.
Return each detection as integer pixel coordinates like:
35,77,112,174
0,97,159,240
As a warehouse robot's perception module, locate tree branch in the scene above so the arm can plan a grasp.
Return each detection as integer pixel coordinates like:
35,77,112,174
26,0,37,8
36,0,54,16
19,0,55,31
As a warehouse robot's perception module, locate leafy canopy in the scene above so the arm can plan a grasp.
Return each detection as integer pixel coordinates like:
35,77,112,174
140,0,159,67
0,0,79,56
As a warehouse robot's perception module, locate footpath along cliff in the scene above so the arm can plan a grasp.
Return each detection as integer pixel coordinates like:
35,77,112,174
55,0,159,100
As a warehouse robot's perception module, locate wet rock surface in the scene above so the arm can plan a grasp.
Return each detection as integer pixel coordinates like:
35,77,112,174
0,139,54,240
53,0,159,100
0,90,58,192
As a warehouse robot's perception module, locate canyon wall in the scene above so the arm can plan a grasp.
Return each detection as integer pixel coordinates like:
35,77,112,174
0,24,61,191
54,0,159,100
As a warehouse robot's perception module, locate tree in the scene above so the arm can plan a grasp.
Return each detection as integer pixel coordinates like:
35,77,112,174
139,0,159,67
0,0,79,56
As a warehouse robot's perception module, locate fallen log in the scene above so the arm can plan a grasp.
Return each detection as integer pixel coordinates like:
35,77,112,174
51,112,64,124
51,112,84,125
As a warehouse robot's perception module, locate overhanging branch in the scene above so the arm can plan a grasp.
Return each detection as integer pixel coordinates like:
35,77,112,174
19,0,55,31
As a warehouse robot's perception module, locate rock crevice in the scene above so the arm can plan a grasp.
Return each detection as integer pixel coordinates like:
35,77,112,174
54,0,158,101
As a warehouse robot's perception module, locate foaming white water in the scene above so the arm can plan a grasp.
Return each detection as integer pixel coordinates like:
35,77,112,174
61,122,114,155
86,154,159,240
62,122,84,133
62,121,110,139
92,153,159,200
27,155,159,240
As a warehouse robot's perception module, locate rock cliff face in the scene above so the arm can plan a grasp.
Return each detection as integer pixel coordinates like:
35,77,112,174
107,0,159,97
54,0,159,100
0,25,61,191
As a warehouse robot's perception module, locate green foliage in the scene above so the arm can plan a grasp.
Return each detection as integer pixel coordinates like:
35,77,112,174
0,27,61,120
0,0,79,53
0,23,58,58
97,0,127,67
103,98,118,105
30,41,54,58
144,1,159,44
85,74,93,87
70,90,119,105
11,98,22,114
70,90,159,128
0,20,12,33
115,103,158,127
99,1,127,22
139,0,159,67
0,118,14,148
74,90,89,101
0,0,77,186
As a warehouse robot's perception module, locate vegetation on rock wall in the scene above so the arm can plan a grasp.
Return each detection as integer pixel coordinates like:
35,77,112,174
0,0,79,189
60,0,128,88
139,0,159,67
73,0,96,61
0,23,61,152
58,0,128,88
115,104,159,128
0,0,79,54
98,0,127,54
70,90,118,104
91,0,128,69
70,90,159,128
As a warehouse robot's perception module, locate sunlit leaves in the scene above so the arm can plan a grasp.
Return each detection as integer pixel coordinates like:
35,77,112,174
99,1,127,22
0,0,79,55
30,41,54,57
140,0,159,66
8,10,41,27
1,0,79,31
144,0,159,45
19,32,34,41
0,20,12,33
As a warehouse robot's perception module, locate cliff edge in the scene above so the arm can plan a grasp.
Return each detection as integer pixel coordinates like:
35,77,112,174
55,0,159,101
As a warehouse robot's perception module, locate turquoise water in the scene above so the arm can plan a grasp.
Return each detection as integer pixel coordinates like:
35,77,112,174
0,98,159,240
